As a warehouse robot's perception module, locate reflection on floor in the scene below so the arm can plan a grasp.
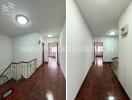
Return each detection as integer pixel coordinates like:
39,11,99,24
94,57,103,67
48,57,58,69
76,58,130,100
8,57,65,100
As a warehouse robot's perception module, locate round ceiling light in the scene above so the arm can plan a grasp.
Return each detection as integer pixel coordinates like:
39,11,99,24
48,34,53,37
16,15,29,25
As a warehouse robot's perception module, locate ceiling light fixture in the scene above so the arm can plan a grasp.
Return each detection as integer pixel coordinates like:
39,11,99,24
109,31,117,36
16,15,29,25
48,35,53,37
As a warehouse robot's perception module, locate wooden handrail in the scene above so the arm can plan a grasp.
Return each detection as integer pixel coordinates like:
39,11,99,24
0,63,12,78
0,76,8,79
12,59,37,64
0,59,37,78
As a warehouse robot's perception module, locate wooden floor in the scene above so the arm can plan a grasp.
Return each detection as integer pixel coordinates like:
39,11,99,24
76,58,130,100
2,58,65,100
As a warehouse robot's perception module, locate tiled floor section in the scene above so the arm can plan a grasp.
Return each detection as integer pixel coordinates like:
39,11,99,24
76,58,130,100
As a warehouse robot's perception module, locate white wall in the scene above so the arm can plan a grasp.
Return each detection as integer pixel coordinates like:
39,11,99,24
37,34,44,67
12,33,39,64
0,34,13,74
67,0,93,99
119,1,132,99
59,24,66,77
0,33,44,80
44,36,59,62
93,37,119,62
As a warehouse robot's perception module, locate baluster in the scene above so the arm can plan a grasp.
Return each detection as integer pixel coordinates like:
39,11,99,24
28,63,30,78
0,78,2,85
0,79,1,86
4,77,5,84
31,62,32,75
32,61,33,72
16,64,17,80
32,62,33,74
24,63,25,77
9,67,10,80
23,63,24,77
12,64,13,79
9,67,11,79
2,78,3,85
18,64,19,80
26,63,27,77
29,62,32,77
13,64,14,79
25,63,26,77
19,63,20,79
28,63,29,78
12,64,13,78
10,65,12,78
28,63,29,76
22,63,23,77
14,64,15,79
18,63,19,80
21,63,22,78
27,63,28,78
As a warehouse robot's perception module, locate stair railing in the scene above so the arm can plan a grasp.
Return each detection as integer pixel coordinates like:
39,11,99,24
0,59,37,87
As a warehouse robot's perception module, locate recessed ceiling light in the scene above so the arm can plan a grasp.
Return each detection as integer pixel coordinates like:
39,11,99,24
16,15,29,25
109,31,117,36
48,35,53,37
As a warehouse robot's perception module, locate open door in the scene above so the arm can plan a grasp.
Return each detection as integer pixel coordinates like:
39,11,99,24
94,42,103,57
48,42,58,63
94,42,103,62
94,42,103,66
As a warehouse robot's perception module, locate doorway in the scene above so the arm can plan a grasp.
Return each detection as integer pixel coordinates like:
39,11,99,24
48,42,58,63
42,43,44,63
94,42,103,64
94,42,103,57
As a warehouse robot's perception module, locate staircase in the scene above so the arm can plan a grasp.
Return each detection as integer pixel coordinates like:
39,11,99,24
0,59,37,100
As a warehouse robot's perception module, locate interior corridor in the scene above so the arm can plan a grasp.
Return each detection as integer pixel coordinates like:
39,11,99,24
75,58,129,100
67,0,132,99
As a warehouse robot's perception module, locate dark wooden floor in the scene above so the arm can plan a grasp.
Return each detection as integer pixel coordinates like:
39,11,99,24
1,58,65,100
76,58,130,100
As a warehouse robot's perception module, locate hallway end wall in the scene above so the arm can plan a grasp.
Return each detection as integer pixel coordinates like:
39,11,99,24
67,0,94,99
43,36,59,62
93,37,119,62
12,33,40,66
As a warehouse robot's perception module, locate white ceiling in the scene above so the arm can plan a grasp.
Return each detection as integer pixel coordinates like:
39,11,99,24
0,0,65,37
75,0,131,36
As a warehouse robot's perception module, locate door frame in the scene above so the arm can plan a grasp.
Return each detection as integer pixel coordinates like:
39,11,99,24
48,42,59,64
42,43,44,63
94,42,103,61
